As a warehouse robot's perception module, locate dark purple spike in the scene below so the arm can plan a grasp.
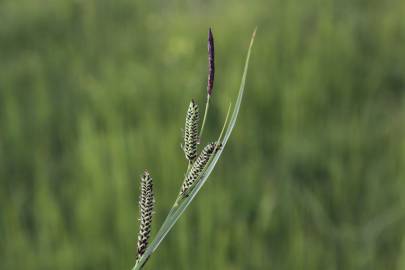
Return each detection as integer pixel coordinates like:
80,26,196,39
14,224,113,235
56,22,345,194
207,27,215,96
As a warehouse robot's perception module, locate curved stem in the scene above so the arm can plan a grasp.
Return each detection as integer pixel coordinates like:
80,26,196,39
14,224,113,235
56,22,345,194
199,95,210,140
217,102,232,143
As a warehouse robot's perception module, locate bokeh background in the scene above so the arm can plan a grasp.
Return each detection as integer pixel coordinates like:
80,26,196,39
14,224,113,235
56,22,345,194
1,0,405,269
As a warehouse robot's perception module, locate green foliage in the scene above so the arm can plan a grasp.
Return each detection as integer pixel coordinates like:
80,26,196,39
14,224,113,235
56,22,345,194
1,0,405,269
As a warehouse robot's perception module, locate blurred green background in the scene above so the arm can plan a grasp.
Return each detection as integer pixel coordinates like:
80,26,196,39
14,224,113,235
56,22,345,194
1,0,405,269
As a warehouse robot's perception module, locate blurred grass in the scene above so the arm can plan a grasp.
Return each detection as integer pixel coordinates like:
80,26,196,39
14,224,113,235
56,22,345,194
1,0,405,269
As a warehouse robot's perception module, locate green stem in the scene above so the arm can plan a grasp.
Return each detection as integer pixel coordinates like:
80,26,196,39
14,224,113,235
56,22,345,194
217,102,232,143
199,95,210,140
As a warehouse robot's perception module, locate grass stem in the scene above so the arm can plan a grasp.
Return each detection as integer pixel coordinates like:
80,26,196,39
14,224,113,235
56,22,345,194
199,95,210,139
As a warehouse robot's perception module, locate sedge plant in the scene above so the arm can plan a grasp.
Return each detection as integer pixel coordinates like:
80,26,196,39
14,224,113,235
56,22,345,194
132,27,257,270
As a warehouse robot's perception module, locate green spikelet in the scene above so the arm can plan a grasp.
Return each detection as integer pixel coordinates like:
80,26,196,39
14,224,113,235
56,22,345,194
183,100,200,162
180,142,220,196
136,170,154,262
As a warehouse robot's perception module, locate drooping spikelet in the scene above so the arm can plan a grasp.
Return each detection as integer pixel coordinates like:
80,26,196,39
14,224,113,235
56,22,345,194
180,142,221,196
183,100,200,162
137,170,154,262
207,27,215,96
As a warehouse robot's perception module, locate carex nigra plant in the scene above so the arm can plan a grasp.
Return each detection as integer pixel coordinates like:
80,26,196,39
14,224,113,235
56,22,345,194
132,27,256,270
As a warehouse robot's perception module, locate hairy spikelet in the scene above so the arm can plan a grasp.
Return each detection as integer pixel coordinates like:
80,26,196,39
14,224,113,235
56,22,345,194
183,100,200,162
180,142,221,196
137,170,154,262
